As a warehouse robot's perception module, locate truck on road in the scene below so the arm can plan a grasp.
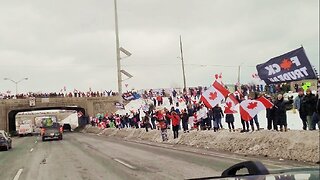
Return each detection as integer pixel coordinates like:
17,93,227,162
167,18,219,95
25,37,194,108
40,116,63,141
16,119,34,136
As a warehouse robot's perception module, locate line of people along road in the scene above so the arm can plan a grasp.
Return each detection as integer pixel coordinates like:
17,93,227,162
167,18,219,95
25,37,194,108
90,87,319,142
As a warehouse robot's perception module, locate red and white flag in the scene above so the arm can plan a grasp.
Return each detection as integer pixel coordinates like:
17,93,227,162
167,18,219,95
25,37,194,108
77,111,83,118
240,96,273,121
224,94,239,114
233,90,241,98
200,81,230,108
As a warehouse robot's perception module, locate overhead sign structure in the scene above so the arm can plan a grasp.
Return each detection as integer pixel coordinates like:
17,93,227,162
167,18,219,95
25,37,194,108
114,102,125,109
29,97,36,107
256,47,317,85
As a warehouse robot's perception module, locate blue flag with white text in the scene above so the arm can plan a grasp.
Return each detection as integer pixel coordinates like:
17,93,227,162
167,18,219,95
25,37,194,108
256,47,316,85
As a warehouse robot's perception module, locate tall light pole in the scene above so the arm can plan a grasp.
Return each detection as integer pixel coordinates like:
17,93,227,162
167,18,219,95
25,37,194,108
4,77,28,96
114,0,132,103
179,35,187,92
114,0,122,98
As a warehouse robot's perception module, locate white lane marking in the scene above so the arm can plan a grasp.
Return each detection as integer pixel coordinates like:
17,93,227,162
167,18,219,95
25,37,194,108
13,169,23,180
30,148,34,152
113,158,136,169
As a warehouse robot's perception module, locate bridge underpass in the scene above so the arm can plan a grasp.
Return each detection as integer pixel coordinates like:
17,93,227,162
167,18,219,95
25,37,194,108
0,96,120,131
8,106,86,133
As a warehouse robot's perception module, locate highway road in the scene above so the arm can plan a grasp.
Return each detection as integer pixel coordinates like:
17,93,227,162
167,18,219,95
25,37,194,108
0,132,315,180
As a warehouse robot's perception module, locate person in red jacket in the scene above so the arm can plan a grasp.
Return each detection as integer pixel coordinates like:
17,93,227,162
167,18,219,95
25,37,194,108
156,110,168,141
168,111,181,139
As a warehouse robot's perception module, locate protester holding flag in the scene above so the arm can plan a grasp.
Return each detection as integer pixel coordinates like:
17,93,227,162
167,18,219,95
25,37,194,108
225,113,235,132
266,96,276,130
223,94,238,132
273,94,293,132
156,110,168,141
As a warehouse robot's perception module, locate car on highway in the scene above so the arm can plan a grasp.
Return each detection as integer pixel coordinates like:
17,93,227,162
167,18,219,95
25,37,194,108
63,123,72,132
41,122,63,141
0,130,12,151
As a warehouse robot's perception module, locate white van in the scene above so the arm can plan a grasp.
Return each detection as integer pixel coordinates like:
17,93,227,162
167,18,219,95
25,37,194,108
18,124,33,136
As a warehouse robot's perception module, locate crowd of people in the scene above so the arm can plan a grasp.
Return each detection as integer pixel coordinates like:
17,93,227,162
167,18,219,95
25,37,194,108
89,84,320,142
0,90,118,99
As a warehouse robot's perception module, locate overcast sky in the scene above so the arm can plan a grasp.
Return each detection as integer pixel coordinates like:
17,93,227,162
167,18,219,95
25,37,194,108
0,0,319,94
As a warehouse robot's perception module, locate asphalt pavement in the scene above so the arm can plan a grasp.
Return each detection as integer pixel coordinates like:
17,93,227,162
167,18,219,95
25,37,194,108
0,132,315,180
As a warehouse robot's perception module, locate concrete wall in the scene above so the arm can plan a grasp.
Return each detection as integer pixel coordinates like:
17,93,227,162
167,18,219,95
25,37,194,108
0,96,120,131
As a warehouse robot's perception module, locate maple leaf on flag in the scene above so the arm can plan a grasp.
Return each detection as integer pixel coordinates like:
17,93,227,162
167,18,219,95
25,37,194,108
209,92,217,100
247,102,258,109
225,101,232,112
280,59,293,70
226,101,232,108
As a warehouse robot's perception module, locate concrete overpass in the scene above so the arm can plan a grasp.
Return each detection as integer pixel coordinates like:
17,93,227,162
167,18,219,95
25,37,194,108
0,96,120,132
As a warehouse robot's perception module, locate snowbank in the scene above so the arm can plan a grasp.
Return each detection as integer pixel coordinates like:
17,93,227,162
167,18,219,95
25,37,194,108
81,126,320,163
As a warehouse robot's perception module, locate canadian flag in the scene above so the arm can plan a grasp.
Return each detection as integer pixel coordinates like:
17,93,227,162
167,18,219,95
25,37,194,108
77,111,84,118
233,90,241,98
224,94,239,114
240,96,273,121
200,81,230,108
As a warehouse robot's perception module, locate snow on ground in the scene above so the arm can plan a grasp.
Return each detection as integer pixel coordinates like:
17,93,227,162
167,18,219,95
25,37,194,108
82,126,320,163
117,97,306,130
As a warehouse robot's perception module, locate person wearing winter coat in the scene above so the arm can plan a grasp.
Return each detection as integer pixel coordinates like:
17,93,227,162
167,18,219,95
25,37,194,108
212,104,224,130
273,94,293,132
181,109,189,133
266,96,276,130
301,89,317,130
168,111,181,139
142,115,150,132
225,114,235,132
293,88,307,130
197,104,208,130
156,110,168,141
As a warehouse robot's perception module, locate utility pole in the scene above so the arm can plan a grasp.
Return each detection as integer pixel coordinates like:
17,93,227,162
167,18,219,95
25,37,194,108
114,0,122,100
179,35,186,92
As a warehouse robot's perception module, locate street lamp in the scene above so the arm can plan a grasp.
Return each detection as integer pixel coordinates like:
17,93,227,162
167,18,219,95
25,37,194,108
114,0,133,102
3,77,28,96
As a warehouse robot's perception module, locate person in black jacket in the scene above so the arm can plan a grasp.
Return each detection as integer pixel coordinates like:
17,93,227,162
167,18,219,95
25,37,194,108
273,94,293,132
301,89,317,130
212,104,224,130
266,96,276,130
181,109,189,133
